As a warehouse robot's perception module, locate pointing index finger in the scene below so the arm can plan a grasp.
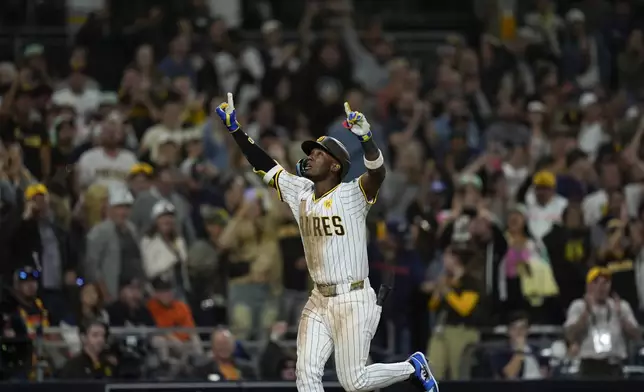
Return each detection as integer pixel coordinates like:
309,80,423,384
344,102,351,116
227,93,235,110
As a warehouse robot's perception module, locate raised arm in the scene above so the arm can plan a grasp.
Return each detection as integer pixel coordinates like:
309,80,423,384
215,93,282,186
343,102,386,203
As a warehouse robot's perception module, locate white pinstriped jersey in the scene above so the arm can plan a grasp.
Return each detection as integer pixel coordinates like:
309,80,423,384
274,169,374,285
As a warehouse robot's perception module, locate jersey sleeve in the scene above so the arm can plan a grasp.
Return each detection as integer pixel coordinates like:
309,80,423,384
341,174,378,216
273,168,312,207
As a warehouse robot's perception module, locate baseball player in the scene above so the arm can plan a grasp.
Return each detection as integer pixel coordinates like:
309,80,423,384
215,93,437,392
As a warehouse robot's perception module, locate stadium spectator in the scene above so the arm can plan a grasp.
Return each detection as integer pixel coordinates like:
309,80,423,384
60,281,109,355
186,207,230,326
130,165,196,243
59,320,115,380
491,311,547,379
85,187,139,302
564,267,641,378
427,247,484,380
259,321,297,381
76,112,138,190
147,277,202,366
107,277,155,327
141,200,191,298
10,183,78,323
218,189,281,340
544,204,593,312
192,327,256,381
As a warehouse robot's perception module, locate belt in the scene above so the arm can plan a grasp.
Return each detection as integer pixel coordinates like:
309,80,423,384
316,279,366,297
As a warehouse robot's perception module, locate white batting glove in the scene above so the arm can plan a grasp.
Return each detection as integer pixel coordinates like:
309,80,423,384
343,102,372,142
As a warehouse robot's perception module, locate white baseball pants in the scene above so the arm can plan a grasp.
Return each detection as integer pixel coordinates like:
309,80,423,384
295,280,414,392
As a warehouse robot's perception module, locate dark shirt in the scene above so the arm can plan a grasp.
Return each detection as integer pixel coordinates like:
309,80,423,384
598,249,639,311
107,301,156,327
0,117,49,179
490,343,547,379
59,351,115,380
117,226,144,282
278,220,308,291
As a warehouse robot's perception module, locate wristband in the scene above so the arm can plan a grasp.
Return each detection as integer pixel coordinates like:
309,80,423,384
358,131,373,142
364,150,384,170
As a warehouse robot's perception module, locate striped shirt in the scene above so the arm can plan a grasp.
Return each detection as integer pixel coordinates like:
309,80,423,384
273,169,374,285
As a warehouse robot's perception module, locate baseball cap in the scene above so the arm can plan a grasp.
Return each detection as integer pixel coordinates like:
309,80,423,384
301,136,351,179
579,92,598,110
108,187,134,207
151,200,176,220
128,163,154,178
586,266,611,284
532,171,556,188
24,183,48,200
566,9,585,23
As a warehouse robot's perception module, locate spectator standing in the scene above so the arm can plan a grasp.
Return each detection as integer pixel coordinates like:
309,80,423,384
427,247,484,380
85,188,141,302
274,201,309,329
525,171,568,240
218,190,281,340
186,207,230,326
51,66,101,125
141,201,191,299
76,113,138,191
11,183,78,323
158,35,196,85
564,267,641,378
130,165,196,244
126,163,154,197
544,204,593,311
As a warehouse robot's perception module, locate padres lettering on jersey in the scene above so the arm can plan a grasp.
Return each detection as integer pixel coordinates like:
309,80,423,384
274,169,374,285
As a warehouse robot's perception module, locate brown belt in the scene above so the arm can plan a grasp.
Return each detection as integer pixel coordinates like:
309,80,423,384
316,280,365,297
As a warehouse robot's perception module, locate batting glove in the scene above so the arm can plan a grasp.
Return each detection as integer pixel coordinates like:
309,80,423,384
215,93,240,132
343,102,372,142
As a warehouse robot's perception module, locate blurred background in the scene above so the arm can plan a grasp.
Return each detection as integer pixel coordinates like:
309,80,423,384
1,0,644,386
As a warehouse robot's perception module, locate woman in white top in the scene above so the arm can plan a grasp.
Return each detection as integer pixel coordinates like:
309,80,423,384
140,200,190,298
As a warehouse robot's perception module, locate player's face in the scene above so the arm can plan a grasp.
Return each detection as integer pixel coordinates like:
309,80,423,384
304,148,337,180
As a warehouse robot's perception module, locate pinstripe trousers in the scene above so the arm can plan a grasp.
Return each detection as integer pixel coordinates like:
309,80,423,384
295,285,414,392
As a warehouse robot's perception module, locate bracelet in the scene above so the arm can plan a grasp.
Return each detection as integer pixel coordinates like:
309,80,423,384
364,150,384,170
358,131,373,142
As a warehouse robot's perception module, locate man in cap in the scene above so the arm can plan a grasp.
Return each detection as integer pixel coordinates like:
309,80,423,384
525,170,568,240
11,183,77,323
85,187,141,301
564,267,640,378
215,93,437,392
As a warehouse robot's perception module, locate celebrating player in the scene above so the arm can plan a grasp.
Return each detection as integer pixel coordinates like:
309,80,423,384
215,93,438,392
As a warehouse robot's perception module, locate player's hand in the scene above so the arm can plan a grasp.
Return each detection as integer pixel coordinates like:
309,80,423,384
343,102,372,142
215,92,240,132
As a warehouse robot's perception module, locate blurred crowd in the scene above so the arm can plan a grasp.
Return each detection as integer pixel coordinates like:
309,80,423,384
1,0,644,383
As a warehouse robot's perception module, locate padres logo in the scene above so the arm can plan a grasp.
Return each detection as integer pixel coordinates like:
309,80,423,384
324,199,332,209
